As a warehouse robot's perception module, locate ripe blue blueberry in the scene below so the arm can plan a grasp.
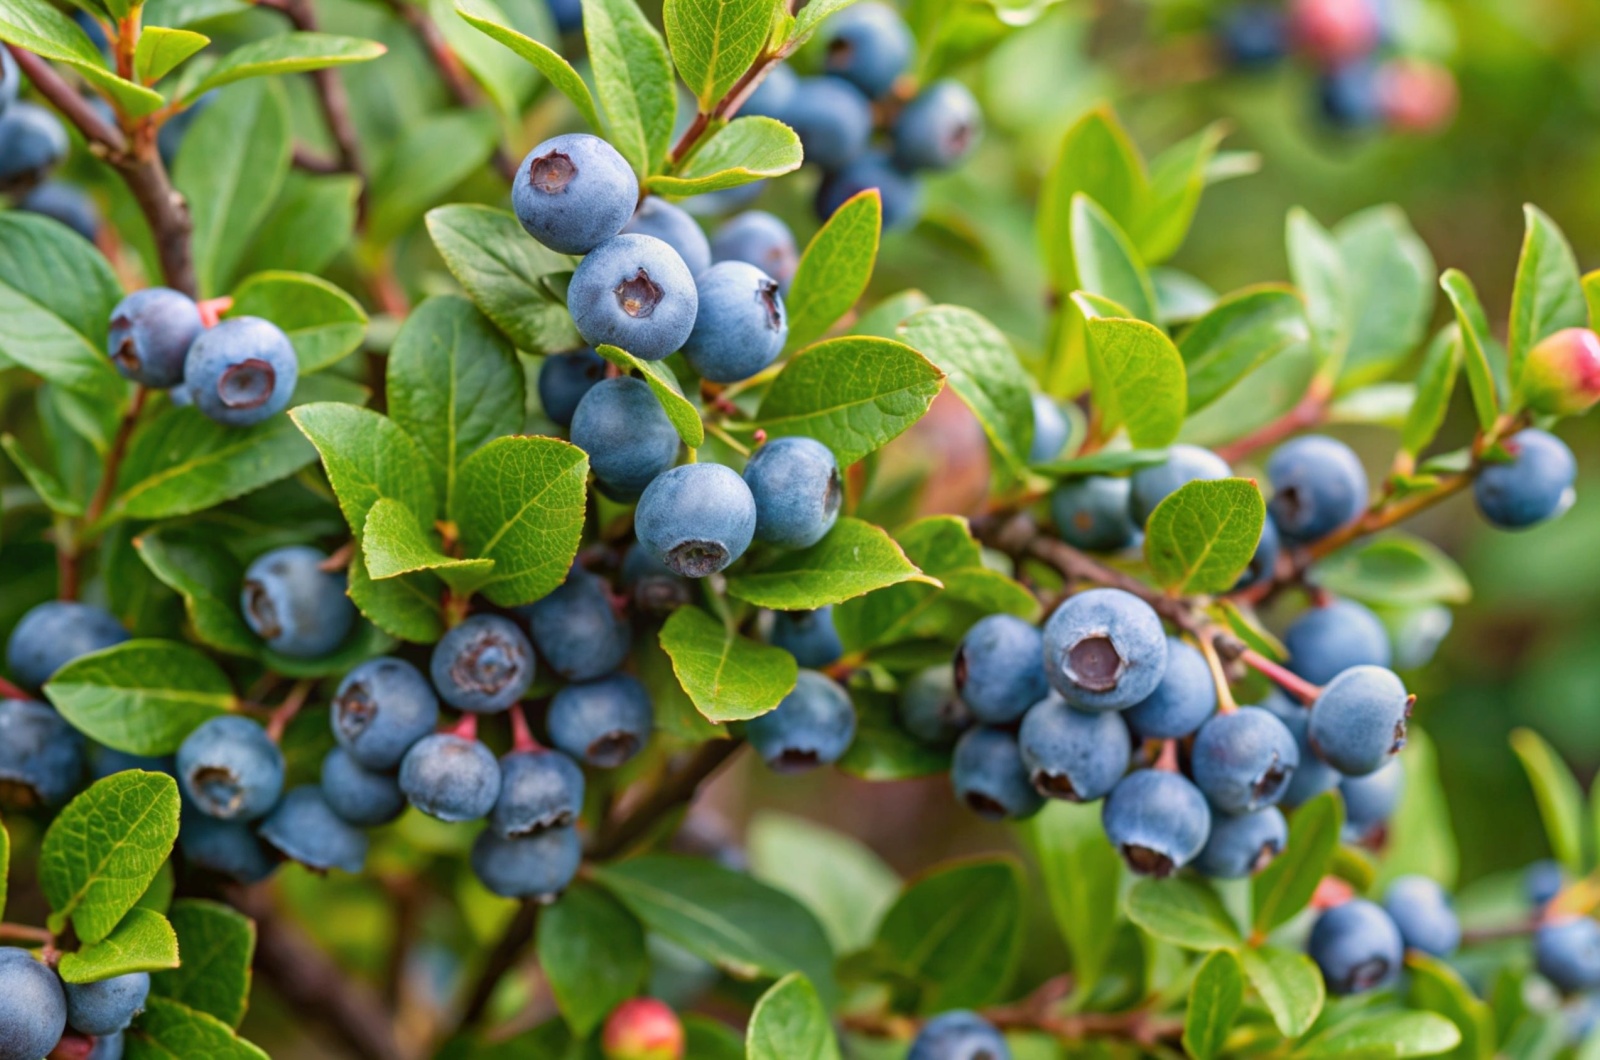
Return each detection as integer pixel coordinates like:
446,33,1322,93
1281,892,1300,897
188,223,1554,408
19,181,101,242
522,569,631,682
622,196,712,277
1233,512,1280,590
682,261,787,383
1308,899,1404,994
1260,692,1342,808
745,670,856,772
546,673,655,768
6,600,130,689
1195,806,1288,878
491,749,586,837
106,287,203,388
399,733,501,822
570,376,680,500
179,812,277,883
259,785,369,873
1383,875,1460,958
816,152,922,230
1318,62,1383,130
742,63,798,122
953,614,1048,725
952,725,1044,821
568,234,699,361
1537,918,1600,993
537,348,606,428
0,947,67,1060
893,80,983,172
183,316,298,427
1042,588,1168,712
1308,664,1411,775
712,211,799,292
907,1010,1011,1060
320,747,406,827
1051,476,1137,552
897,665,973,746
471,825,582,902
621,543,692,615
512,133,638,254
786,76,874,172
1527,860,1565,910
1267,435,1369,543
1283,599,1391,686
430,614,535,713
1102,769,1211,877
1218,3,1289,68
1018,693,1131,802
241,545,355,658
331,657,440,770
547,0,582,32
0,698,85,808
1340,758,1403,841
1124,637,1217,740
0,102,69,187
820,1,914,99
1029,393,1071,464
635,462,757,577
1191,706,1300,814
177,715,285,822
744,436,842,549
1474,429,1577,530
64,972,149,1037
770,607,843,668
1128,445,1231,526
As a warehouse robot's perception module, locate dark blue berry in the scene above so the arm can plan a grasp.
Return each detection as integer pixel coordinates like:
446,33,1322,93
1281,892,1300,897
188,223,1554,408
1308,665,1410,776
546,673,655,768
744,436,842,549
0,103,68,187
820,1,913,99
1195,806,1287,878
0,947,67,1060
6,600,129,689
1527,860,1565,909
1308,899,1403,994
1260,692,1341,808
897,666,973,746
621,543,692,615
241,545,354,658
1537,918,1600,993
429,614,535,714
0,698,85,809
568,234,699,361
953,614,1048,725
177,715,285,822
179,812,277,883
258,785,369,873
907,1010,1011,1060
537,348,606,428
1340,758,1403,841
816,152,921,230
892,79,983,172
787,76,874,170
21,181,100,242
1102,769,1211,876
320,748,406,827
1218,3,1289,68
742,63,798,122
1267,435,1369,543
1283,599,1391,686
399,733,501,822
1474,429,1577,530
1383,875,1460,957
1028,393,1070,464
770,607,843,669
1051,476,1137,552
331,657,440,770
183,317,298,427
1124,637,1217,740
570,376,681,500
1018,693,1130,801
1318,62,1383,130
745,670,855,772
491,749,585,837
522,569,631,682
635,463,757,578
1192,706,1300,814
711,211,798,293
471,825,581,901
622,196,712,278
1042,588,1168,712
952,726,1044,821
107,287,203,388
63,972,149,1037
682,261,787,383
512,133,637,255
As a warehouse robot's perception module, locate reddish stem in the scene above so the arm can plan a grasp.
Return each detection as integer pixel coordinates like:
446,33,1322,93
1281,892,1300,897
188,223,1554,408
265,680,315,742
1215,377,1332,464
509,705,541,753
196,296,233,328
0,676,33,701
1240,649,1321,704
1153,740,1179,772
449,713,479,740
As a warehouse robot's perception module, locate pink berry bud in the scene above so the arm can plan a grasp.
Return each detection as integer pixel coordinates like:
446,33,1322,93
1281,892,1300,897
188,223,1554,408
1522,327,1600,416
1378,60,1458,134
1289,0,1380,67
601,998,686,1060
1311,875,1355,910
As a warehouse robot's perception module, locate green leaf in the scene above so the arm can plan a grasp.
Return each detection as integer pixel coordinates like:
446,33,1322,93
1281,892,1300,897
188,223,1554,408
649,116,802,195
747,812,899,955
898,305,1035,481
1124,877,1240,951
538,882,647,1037
1026,800,1122,994
451,435,590,606
58,908,179,983
782,189,881,350
595,344,703,447
836,688,948,780
1292,1011,1461,1059
591,854,837,1004
726,517,937,610
1374,728,1458,890
0,0,165,115
664,0,773,109
348,552,445,644
791,0,863,40
433,0,535,123
1239,946,1324,1039
126,996,268,1060
3,433,85,515
455,0,603,130
658,607,797,723
227,272,367,375
40,771,181,944
1036,447,1169,479
1083,317,1187,447
1184,949,1244,1060
425,205,580,355
582,0,676,174
1038,106,1147,295
185,32,385,99
1407,952,1496,1060
1334,205,1436,389
876,857,1024,1011
1143,478,1265,595
363,497,496,590
746,974,841,1060
151,899,256,1028
1312,534,1471,608
757,337,945,466
1287,207,1349,363
1071,194,1157,324
290,402,440,535
1585,269,1600,330
1439,269,1503,432
135,26,209,83
45,641,236,756
238,173,360,279
367,110,500,245
0,276,126,403
1179,285,1309,412
1509,205,1586,394
1510,727,1587,875
0,212,123,349
1401,326,1462,460
1133,122,1225,265
1252,791,1343,937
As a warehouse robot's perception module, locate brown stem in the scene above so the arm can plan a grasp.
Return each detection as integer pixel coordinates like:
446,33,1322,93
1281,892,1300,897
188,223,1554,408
265,679,315,742
1305,472,1472,561
1460,919,1538,946
455,900,540,1031
668,50,795,165
1215,376,1332,465
5,47,125,151
81,386,148,533
0,923,54,944
585,739,744,860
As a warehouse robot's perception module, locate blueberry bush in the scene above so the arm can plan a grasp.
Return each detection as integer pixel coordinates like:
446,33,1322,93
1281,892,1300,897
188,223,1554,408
0,0,1597,1056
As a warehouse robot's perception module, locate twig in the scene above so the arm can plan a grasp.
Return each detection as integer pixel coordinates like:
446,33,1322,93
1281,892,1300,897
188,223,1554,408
0,923,54,944
1215,377,1332,465
266,679,316,741
586,739,744,860
668,55,790,165
1460,919,1538,946
456,901,540,1030
1240,648,1321,704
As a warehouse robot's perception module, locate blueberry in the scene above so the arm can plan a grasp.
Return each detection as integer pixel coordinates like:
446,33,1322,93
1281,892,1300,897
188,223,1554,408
635,463,757,577
471,825,581,901
770,607,843,668
1051,477,1137,552
0,948,67,1060
1308,899,1404,994
621,543,692,615
179,812,277,883
320,748,406,827
240,546,354,658
1283,599,1391,686
547,0,582,32
742,62,798,122
897,665,973,746
0,102,69,188
907,1010,1011,1060
1260,691,1342,807
538,348,607,428
1474,429,1577,530
1195,806,1288,878
1234,513,1280,590
1102,769,1211,876
330,657,440,770
512,133,638,255
1028,393,1070,464
744,436,842,549
786,75,874,173
106,287,203,388
258,785,369,873
815,152,921,230
1383,875,1459,958
547,673,655,768
568,234,699,361
63,972,150,1036
430,614,535,714
1317,62,1383,130
1128,445,1231,527
621,196,712,277
183,316,298,427
1123,637,1216,740
20,181,100,242
7,600,130,689
1527,860,1565,909
0,698,85,808
681,261,788,383
491,749,585,837
1218,3,1289,68
570,376,681,500
399,733,501,822
711,211,798,293
893,79,983,172
1308,665,1410,776
952,725,1044,821
1537,918,1600,993
0,48,16,114
1042,588,1168,712
1018,693,1131,801
820,1,914,99
1192,706,1300,814
745,670,856,772
953,614,1049,725
1340,758,1403,840
177,715,284,822
1267,435,1369,543
522,569,631,682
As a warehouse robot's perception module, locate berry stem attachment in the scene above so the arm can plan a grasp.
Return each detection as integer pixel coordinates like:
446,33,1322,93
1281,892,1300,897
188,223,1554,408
265,679,315,742
509,704,540,753
0,676,32,701
448,713,479,741
196,296,234,328
1153,739,1179,773
1197,633,1239,714
1240,649,1321,705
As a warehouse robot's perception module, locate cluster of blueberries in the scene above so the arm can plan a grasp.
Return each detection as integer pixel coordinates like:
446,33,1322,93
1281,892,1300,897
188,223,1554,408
0,49,102,243
1216,0,1457,134
0,947,146,1060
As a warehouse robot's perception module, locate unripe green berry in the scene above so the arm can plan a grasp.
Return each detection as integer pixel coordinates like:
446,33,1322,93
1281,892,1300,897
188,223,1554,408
601,998,685,1060
1521,327,1600,416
